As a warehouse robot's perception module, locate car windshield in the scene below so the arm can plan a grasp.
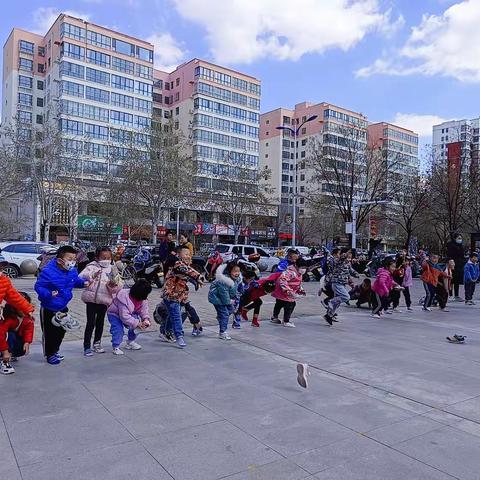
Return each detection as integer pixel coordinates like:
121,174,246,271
215,245,230,253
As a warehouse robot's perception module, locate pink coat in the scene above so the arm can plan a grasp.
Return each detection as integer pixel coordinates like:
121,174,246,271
79,261,122,306
272,265,303,302
107,288,150,329
372,268,397,297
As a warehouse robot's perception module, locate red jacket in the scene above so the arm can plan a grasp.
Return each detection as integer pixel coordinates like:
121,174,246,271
0,314,35,351
0,275,34,315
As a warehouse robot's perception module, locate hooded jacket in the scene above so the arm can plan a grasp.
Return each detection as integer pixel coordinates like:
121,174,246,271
0,274,34,315
372,267,397,297
163,260,201,303
208,264,241,305
34,259,85,311
79,261,122,306
464,260,480,283
0,313,34,351
107,288,150,329
330,257,358,285
272,264,303,302
421,261,448,286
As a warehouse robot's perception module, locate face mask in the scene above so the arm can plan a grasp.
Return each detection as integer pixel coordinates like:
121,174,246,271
98,260,111,267
62,259,76,271
456,238,462,244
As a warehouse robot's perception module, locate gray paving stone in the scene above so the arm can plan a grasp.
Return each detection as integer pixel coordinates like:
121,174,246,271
7,406,132,466
2,467,22,480
229,404,353,457
83,372,179,409
313,448,454,479
142,420,281,480
444,396,480,422
20,441,171,480
222,458,310,480
291,434,388,475
422,409,462,426
395,426,480,480
108,393,220,438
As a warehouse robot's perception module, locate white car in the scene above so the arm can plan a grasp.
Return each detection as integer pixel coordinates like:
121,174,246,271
215,244,280,272
0,241,50,278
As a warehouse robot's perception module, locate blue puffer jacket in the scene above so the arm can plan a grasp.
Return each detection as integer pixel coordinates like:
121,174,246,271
208,265,241,306
35,259,85,311
464,261,480,283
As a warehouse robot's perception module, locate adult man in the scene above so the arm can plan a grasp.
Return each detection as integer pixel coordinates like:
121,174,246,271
446,233,467,301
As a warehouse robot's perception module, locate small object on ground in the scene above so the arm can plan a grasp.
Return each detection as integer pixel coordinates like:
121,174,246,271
296,363,309,388
446,334,466,343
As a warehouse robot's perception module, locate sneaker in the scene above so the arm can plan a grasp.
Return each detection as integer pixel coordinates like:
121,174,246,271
466,300,475,306
112,347,124,355
371,313,382,318
124,341,142,350
176,336,187,348
92,343,105,354
423,307,432,312
440,307,450,312
384,310,393,315
166,331,176,342
392,308,402,313
296,363,309,388
232,323,242,329
55,353,65,361
218,332,232,340
47,355,61,365
84,348,94,357
407,307,413,312
191,327,203,336
455,296,464,302
1,362,15,374
270,317,282,324
251,318,260,327
283,321,296,328
324,313,333,326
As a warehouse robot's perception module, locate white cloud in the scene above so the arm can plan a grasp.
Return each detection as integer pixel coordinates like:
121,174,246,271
172,0,401,64
357,0,480,82
31,7,91,35
146,33,186,72
391,113,451,137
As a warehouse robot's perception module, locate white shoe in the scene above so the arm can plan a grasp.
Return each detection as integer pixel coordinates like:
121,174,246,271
283,321,296,328
112,347,124,355
1,362,15,374
392,308,402,313
371,313,382,318
124,341,142,350
92,342,105,354
423,307,432,312
218,332,232,340
407,307,413,312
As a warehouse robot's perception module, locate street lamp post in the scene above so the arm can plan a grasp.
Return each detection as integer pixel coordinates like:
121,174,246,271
351,199,391,249
276,115,318,247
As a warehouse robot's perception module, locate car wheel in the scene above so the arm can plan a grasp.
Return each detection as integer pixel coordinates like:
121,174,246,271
3,264,20,279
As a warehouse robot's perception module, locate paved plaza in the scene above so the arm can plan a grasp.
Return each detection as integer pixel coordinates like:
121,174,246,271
2,278,480,479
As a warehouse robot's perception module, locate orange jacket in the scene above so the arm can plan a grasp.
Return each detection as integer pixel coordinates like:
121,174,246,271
421,261,449,286
0,275,34,315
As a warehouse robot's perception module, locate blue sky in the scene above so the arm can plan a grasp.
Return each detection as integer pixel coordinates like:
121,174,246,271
3,0,479,142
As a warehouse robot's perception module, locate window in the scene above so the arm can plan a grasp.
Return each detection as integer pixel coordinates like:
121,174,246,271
37,63,45,73
301,139,307,146
18,75,33,89
86,67,110,86
176,77,180,86
111,74,134,92
60,119,83,135
111,56,134,75
38,46,45,57
136,64,153,79
300,174,305,181
136,46,153,62
301,127,306,134
135,81,152,97
18,92,33,106
87,49,110,67
135,115,151,129
84,142,108,158
19,58,33,71
19,40,34,54
175,106,179,115
165,82,170,90
60,61,85,79
83,160,108,176
37,80,44,90
85,123,109,140
112,38,134,56
62,42,85,60
110,110,134,126
60,99,83,117
61,23,86,41
301,151,306,158
37,97,44,107
111,92,134,109
135,98,152,113
18,111,32,123
83,104,109,122
60,80,84,98
175,92,179,101
87,30,111,49
85,86,110,104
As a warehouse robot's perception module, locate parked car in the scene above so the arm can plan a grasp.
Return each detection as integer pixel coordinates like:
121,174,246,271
215,244,280,272
0,241,50,278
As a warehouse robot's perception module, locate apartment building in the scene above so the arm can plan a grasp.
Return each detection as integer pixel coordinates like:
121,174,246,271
2,15,268,243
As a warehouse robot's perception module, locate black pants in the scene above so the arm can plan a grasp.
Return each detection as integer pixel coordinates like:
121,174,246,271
273,299,296,323
84,303,108,349
436,284,448,309
403,287,411,308
423,282,436,308
40,307,67,358
371,292,389,314
391,287,412,308
465,281,476,301
244,298,263,315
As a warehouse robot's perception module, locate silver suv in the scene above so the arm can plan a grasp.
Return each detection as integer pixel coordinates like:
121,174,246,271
0,241,50,277
215,244,280,272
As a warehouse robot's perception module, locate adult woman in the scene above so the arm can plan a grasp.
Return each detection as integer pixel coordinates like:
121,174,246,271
179,234,194,256
446,233,467,301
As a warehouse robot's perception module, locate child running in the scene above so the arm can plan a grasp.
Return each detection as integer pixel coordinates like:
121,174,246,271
371,258,402,318
421,254,451,311
79,247,123,356
208,260,242,339
239,271,276,327
444,259,455,298
107,279,152,355
270,258,308,328
35,245,87,365
0,292,35,375
464,253,479,306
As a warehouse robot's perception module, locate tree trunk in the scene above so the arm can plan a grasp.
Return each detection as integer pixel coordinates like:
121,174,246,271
43,222,50,243
234,228,239,245
152,222,157,245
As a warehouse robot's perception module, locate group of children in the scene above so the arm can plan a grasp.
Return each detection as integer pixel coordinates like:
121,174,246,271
1,242,479,373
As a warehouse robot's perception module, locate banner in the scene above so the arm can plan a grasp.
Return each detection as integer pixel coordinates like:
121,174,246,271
77,215,122,234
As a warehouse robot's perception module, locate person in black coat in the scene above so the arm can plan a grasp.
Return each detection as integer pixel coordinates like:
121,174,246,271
446,233,467,301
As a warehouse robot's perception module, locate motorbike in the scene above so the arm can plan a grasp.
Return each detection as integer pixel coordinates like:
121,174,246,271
122,249,164,288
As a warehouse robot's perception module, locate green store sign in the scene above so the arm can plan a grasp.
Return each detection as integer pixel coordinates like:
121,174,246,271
77,215,122,234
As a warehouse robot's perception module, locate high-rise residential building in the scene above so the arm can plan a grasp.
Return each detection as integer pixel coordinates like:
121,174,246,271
2,15,266,243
